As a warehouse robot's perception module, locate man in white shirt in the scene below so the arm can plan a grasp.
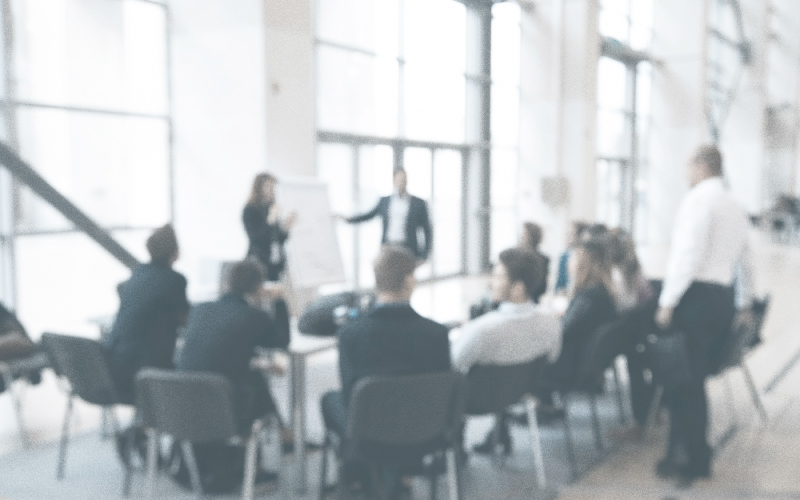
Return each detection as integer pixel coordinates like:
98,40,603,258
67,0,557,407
451,247,561,454
654,144,754,485
343,169,433,261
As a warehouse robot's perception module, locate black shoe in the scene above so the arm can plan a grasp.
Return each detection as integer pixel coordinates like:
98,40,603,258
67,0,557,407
675,463,711,488
655,458,682,479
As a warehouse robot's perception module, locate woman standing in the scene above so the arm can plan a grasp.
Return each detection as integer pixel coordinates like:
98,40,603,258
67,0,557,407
243,173,297,281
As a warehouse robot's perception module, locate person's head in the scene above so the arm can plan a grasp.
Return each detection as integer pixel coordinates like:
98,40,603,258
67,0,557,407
570,238,613,295
248,172,278,205
492,248,544,303
146,224,179,266
373,244,417,302
393,168,408,195
582,223,609,243
689,145,723,187
226,259,265,297
520,222,544,252
609,228,641,283
567,220,590,246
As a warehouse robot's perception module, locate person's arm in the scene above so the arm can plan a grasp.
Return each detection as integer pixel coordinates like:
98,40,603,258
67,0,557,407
560,292,594,343
338,330,357,405
419,200,433,260
450,321,484,374
243,205,270,244
734,235,755,310
256,299,291,350
659,194,711,311
346,198,383,224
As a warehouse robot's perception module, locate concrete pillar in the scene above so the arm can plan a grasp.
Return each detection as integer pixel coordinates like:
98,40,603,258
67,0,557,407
263,0,315,178
644,0,709,246
518,0,599,256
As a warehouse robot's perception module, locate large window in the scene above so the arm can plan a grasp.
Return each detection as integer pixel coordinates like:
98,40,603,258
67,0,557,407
0,0,171,336
596,0,653,240
316,0,472,287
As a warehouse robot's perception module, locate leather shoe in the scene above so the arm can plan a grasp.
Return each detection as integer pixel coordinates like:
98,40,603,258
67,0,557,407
675,463,711,488
655,458,682,479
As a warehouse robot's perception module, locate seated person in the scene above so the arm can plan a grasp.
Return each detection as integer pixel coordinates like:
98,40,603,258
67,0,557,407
175,259,289,492
543,237,618,392
321,245,450,497
554,220,590,294
104,224,189,405
451,248,561,454
0,302,42,392
519,222,550,303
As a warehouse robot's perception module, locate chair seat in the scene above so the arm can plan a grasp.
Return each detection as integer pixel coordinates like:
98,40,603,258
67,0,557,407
0,352,50,377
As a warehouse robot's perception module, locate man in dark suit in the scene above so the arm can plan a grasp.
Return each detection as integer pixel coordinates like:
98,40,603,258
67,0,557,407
343,168,433,261
320,245,450,498
177,259,289,433
175,259,289,491
105,224,189,405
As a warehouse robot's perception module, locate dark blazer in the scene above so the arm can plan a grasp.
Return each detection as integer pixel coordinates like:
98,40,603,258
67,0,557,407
243,202,289,281
547,284,617,388
532,251,550,303
177,294,290,430
348,195,432,260
104,263,189,404
337,303,450,405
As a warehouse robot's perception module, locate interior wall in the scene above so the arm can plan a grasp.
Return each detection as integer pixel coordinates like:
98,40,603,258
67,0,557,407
170,0,269,299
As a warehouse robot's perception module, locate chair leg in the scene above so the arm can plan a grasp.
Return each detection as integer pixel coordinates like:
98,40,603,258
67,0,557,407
742,362,768,422
612,359,627,424
57,393,74,480
643,385,664,438
145,429,158,500
724,371,739,428
242,420,263,500
429,459,438,500
524,396,546,489
181,441,204,500
319,432,330,500
589,393,603,451
1,365,31,448
561,394,578,482
445,447,460,500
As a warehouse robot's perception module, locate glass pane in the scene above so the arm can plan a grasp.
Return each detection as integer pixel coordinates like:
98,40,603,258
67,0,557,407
15,108,170,231
317,46,399,136
403,0,466,74
596,159,623,227
599,10,629,42
596,109,630,158
491,84,520,147
317,143,355,286
14,232,133,339
491,208,517,262
403,147,432,279
357,146,393,288
597,58,629,111
490,148,518,208
13,0,167,114
403,65,465,143
433,149,462,275
491,2,521,85
315,0,400,57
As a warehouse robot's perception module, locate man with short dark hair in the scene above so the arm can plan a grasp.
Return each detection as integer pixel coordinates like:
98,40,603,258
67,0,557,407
342,169,433,261
451,248,561,454
105,224,189,404
174,259,289,491
177,259,289,432
320,245,450,497
654,144,753,485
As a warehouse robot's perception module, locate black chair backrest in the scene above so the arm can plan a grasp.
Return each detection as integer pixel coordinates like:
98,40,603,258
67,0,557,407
135,368,238,443
41,332,119,406
465,357,547,415
348,372,466,450
575,319,627,390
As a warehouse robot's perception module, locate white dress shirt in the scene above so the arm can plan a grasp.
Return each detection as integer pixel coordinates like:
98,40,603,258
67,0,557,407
659,177,754,309
450,301,562,374
386,193,410,244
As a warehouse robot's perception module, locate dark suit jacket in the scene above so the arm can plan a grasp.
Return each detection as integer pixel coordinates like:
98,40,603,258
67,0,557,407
104,263,189,403
547,284,617,388
243,202,289,281
337,303,450,405
348,195,432,259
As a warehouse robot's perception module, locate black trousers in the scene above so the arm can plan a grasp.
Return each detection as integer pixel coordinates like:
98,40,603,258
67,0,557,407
665,282,735,473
